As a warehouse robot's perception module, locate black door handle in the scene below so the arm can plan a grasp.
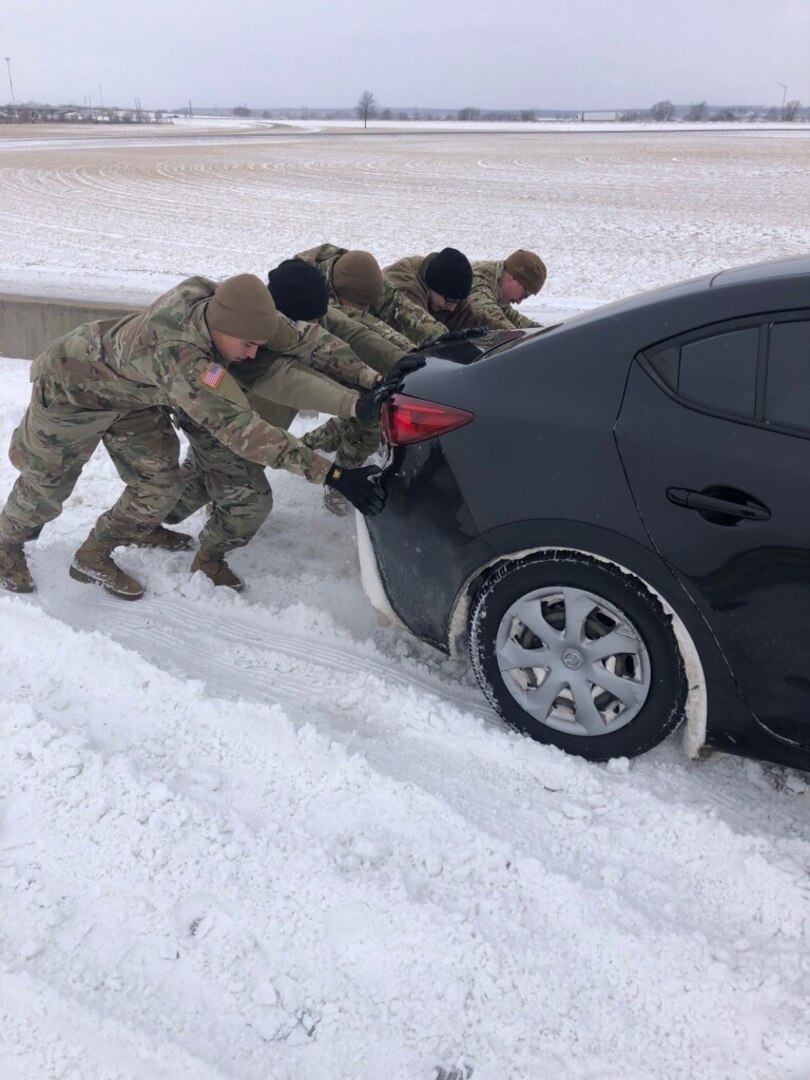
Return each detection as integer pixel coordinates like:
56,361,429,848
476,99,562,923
667,487,771,522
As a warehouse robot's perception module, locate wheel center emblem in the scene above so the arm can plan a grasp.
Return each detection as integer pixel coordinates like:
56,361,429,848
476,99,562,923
562,648,584,670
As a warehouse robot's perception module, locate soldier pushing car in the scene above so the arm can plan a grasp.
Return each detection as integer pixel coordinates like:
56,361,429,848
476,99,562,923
0,274,388,599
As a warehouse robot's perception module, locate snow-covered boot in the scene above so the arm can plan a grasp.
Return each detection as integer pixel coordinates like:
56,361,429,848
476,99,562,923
0,541,35,593
70,532,144,600
191,549,244,591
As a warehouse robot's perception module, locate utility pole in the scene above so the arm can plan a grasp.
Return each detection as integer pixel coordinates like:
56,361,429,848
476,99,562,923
98,83,103,108
778,83,787,119
4,57,16,118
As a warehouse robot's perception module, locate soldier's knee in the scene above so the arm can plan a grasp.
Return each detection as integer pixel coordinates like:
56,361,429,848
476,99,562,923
145,462,185,498
254,486,273,519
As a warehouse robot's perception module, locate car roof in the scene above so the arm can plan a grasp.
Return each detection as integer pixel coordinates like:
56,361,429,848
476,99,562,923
529,254,810,339
710,253,810,286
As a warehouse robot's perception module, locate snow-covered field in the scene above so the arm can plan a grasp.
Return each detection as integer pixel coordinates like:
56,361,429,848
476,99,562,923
1,128,810,1080
1,124,808,318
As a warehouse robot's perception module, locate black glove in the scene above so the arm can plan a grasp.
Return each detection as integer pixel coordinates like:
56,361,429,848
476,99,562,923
420,326,490,349
354,376,402,422
390,354,427,377
437,326,489,344
325,463,386,516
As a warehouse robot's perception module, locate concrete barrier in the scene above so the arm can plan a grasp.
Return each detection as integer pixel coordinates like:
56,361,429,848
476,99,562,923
0,294,140,360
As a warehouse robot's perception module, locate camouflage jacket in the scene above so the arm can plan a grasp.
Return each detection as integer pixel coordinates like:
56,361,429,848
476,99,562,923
29,276,331,483
296,243,412,372
470,260,541,330
321,305,407,375
295,242,347,291
237,355,356,432
284,317,380,390
235,321,365,427
374,254,498,347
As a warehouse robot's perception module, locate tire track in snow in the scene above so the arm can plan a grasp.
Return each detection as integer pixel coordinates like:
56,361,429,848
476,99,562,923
34,585,493,723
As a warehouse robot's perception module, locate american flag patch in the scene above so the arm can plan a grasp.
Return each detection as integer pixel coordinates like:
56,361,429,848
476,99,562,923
201,363,225,389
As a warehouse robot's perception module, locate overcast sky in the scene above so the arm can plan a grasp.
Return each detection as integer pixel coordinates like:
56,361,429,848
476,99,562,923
2,0,808,112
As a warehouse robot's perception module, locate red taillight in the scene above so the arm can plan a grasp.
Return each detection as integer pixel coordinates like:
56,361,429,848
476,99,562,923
381,393,474,446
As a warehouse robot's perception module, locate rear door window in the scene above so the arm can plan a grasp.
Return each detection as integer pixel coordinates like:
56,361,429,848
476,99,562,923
764,321,810,432
646,313,810,431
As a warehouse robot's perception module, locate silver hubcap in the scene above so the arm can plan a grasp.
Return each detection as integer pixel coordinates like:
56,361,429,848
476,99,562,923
494,585,651,737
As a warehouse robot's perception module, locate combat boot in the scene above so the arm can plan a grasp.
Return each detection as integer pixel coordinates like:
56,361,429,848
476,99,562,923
191,549,244,592
0,542,35,593
69,533,144,600
131,526,194,551
323,486,352,517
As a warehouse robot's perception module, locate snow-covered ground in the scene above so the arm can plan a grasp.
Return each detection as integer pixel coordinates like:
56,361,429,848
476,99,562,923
0,126,807,318
1,129,810,1080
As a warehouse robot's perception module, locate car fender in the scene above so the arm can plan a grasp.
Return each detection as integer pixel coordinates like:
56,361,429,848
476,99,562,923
447,520,744,758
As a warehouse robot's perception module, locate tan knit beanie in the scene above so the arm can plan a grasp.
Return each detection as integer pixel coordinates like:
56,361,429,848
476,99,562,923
503,250,547,295
207,274,282,342
331,250,385,305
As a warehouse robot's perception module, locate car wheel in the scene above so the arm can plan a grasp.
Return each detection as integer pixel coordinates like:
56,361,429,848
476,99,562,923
469,553,687,760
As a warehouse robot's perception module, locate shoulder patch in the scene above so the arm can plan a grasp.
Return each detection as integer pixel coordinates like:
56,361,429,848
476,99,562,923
201,362,226,389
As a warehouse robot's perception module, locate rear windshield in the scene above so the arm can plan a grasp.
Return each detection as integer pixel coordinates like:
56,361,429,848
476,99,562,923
483,324,558,359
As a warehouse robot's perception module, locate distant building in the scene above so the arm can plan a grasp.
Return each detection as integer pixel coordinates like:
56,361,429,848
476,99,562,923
580,111,624,122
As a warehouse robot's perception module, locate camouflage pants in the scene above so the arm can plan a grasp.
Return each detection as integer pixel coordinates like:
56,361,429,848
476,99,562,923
301,416,380,467
163,414,379,552
163,414,273,555
0,382,183,546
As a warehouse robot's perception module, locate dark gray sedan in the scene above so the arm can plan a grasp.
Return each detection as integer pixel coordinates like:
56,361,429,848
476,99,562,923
360,255,810,767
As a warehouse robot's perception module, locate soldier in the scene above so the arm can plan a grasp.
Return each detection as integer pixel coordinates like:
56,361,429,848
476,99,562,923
165,261,398,542
0,274,387,599
371,247,495,348
469,250,547,330
294,244,414,374
266,258,407,515
266,257,391,386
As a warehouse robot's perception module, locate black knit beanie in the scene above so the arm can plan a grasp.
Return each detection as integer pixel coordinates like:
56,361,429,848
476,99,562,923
267,258,329,321
424,247,473,300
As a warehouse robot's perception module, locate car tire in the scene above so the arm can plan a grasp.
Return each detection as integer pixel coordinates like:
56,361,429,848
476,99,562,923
469,553,687,761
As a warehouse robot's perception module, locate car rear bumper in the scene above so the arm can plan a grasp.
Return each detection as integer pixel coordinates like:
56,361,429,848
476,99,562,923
356,513,408,632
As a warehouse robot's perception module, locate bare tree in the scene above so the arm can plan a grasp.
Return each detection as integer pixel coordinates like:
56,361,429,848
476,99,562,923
781,99,801,121
356,90,377,128
457,106,481,121
687,101,707,121
232,105,251,117
650,100,675,121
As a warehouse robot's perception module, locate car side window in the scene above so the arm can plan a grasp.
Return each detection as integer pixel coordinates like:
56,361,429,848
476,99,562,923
677,328,759,416
646,314,810,431
765,321,810,432
648,327,760,418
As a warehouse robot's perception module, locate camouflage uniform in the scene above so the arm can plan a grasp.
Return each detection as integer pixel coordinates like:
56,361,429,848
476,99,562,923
296,243,413,374
240,344,379,468
321,305,408,376
165,323,380,543
372,254,497,347
470,260,541,330
0,277,330,552
283,318,380,390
